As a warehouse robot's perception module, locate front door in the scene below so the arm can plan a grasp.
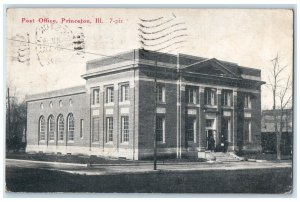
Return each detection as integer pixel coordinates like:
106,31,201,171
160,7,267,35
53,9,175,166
221,118,230,152
206,129,216,150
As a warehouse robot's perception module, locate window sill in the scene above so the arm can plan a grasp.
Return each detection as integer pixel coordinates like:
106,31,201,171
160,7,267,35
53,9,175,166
67,141,75,143
119,101,130,105
105,141,114,145
58,140,64,143
186,103,199,107
105,103,114,107
39,140,46,143
48,140,55,143
222,105,233,109
204,105,217,108
120,142,129,145
91,104,100,108
157,141,165,144
92,141,100,144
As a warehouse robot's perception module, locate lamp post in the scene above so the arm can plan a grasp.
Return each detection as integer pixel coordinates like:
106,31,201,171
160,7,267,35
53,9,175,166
153,59,158,170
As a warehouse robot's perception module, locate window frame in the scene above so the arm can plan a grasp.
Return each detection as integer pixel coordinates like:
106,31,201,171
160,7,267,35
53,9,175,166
156,84,166,103
244,94,252,109
106,117,114,143
48,115,55,142
156,116,165,143
186,117,196,142
92,88,100,105
120,83,129,102
244,120,252,143
105,86,114,104
222,90,233,107
92,117,100,143
39,116,46,141
67,113,75,142
80,119,84,139
121,116,129,143
205,88,217,106
57,114,64,141
186,87,197,104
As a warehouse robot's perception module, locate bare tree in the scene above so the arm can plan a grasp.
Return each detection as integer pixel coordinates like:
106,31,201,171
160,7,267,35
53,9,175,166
267,54,291,160
277,75,292,159
6,84,27,152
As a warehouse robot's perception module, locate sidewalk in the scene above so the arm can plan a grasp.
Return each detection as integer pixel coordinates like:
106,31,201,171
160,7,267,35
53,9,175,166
6,158,292,176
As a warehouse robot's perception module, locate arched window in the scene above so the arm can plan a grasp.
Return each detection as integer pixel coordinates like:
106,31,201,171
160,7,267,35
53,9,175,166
59,100,63,108
39,116,46,141
48,115,55,141
57,115,64,141
67,113,75,141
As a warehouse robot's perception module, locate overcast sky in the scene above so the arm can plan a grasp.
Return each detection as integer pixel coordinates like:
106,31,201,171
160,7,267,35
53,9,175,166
6,8,293,109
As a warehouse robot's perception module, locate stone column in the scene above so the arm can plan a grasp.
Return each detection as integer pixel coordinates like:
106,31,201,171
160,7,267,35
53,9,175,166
232,90,238,151
216,88,222,146
179,84,186,157
198,86,206,151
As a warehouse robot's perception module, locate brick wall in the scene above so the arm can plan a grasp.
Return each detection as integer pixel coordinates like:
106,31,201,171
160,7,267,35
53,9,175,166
26,91,90,153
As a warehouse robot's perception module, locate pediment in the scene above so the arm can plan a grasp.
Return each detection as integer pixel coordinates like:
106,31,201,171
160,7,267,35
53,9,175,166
183,58,240,79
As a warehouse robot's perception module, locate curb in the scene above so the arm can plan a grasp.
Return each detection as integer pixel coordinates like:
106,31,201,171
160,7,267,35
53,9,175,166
6,158,88,167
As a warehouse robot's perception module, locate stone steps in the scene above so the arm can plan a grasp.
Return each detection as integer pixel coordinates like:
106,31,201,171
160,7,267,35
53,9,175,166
209,152,241,162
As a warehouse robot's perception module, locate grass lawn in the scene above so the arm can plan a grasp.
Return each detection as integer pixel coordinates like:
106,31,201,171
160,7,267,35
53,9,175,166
237,151,292,161
5,166,292,193
6,152,132,164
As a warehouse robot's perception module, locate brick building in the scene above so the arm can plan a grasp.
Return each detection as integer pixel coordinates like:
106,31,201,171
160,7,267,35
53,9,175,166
26,49,265,160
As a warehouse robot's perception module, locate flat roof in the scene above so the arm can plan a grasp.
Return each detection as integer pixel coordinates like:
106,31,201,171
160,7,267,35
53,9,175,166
26,85,86,102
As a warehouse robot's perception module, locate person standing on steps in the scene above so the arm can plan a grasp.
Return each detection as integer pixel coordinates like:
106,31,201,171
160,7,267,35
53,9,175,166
208,134,215,152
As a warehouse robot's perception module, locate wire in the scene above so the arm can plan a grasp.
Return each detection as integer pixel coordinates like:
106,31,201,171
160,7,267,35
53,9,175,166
7,38,132,62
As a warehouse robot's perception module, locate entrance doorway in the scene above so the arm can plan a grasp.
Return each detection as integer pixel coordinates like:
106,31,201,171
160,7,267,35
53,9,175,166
205,118,216,151
221,118,231,152
206,129,216,151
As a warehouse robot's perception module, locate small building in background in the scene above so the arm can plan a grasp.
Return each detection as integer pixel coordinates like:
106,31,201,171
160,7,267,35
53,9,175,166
261,109,293,155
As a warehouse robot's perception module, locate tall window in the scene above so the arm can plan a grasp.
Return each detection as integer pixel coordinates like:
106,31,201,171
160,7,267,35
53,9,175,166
244,94,252,109
156,116,165,142
121,116,129,143
92,117,100,142
48,115,55,141
156,84,165,103
222,90,232,106
57,115,64,141
206,119,214,128
120,83,129,102
186,117,196,142
106,117,113,142
80,119,84,139
204,88,216,106
106,86,114,103
39,116,46,141
67,113,75,141
185,87,197,104
244,120,252,143
92,88,100,105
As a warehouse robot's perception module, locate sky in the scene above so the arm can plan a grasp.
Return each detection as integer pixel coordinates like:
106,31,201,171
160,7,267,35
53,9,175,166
6,8,293,109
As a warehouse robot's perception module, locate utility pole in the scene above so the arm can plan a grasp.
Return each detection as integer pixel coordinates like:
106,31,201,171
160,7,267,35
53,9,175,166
7,88,11,151
153,59,158,170
177,53,182,159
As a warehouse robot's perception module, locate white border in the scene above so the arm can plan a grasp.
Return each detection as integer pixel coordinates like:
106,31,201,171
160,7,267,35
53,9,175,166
1,1,299,201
